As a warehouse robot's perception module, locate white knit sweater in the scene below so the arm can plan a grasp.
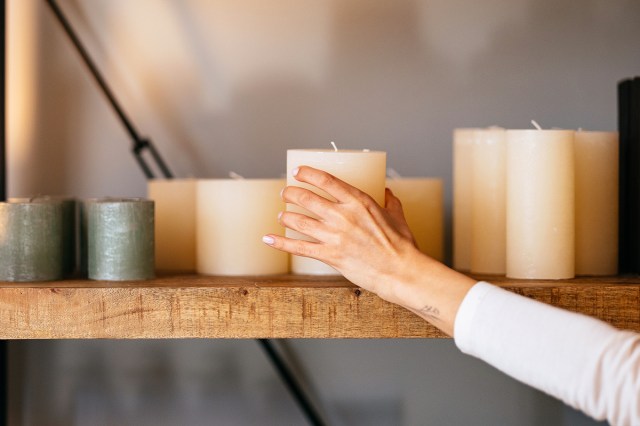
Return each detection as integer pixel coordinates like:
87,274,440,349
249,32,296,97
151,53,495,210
454,282,640,425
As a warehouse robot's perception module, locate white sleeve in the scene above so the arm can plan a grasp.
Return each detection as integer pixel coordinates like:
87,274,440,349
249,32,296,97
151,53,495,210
454,281,640,425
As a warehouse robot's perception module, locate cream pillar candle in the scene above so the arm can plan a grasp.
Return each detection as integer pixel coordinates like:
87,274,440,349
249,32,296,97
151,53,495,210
0,200,64,281
386,177,444,262
87,198,155,281
197,179,288,275
575,131,619,276
453,129,478,271
506,129,575,279
470,128,507,275
287,148,386,275
148,179,197,272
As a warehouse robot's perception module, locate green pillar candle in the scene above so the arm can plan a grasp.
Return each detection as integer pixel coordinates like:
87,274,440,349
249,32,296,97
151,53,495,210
0,200,64,282
11,196,77,276
87,198,155,281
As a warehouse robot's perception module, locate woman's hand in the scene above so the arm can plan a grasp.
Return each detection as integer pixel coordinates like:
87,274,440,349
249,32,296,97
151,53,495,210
262,166,475,336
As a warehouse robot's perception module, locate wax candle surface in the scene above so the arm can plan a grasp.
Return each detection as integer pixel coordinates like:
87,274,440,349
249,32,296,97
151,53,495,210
148,179,196,272
197,179,288,275
470,129,507,275
287,149,386,275
386,178,444,262
506,130,575,279
87,199,155,281
575,131,619,275
11,196,77,276
0,200,64,281
453,129,478,271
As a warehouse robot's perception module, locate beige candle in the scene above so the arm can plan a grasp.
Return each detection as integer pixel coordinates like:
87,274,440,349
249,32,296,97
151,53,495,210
197,179,288,275
386,177,444,262
453,129,478,271
470,128,507,275
287,148,386,275
147,179,197,272
575,131,619,276
506,129,575,279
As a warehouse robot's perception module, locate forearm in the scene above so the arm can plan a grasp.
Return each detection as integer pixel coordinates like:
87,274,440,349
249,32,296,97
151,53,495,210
384,250,476,336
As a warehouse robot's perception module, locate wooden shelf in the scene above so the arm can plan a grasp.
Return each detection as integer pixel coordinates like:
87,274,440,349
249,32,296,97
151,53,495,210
0,274,638,339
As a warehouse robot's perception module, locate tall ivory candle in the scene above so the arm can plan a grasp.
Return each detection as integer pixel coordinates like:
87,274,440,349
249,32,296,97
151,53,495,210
148,179,197,272
197,179,288,275
287,149,386,275
575,131,619,275
87,198,155,281
453,129,478,271
386,177,444,262
470,128,507,275
506,129,575,279
0,200,64,281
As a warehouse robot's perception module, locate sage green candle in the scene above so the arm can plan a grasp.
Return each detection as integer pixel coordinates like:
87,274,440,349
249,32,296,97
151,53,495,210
87,198,155,281
0,200,64,282
11,197,77,276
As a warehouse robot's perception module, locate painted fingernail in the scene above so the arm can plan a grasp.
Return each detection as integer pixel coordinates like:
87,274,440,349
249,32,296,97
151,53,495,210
292,167,300,177
262,235,275,245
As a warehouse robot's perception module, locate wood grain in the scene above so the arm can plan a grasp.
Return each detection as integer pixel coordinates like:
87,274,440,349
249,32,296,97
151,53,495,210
0,274,638,339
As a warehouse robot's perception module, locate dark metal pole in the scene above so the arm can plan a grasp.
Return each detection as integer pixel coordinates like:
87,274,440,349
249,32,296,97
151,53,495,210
0,0,5,202
258,340,326,426
44,3,325,425
44,0,172,179
1,0,8,424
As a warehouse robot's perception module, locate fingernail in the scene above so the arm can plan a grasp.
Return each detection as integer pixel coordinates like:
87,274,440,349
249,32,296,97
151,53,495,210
277,211,283,220
280,187,285,199
262,235,275,245
292,167,300,177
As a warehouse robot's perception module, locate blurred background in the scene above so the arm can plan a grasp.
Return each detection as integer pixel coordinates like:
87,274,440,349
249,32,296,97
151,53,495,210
7,0,640,424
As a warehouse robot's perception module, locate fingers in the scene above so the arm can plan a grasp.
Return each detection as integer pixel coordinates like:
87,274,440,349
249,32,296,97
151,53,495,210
292,166,362,203
262,234,325,261
281,186,335,218
277,211,334,243
385,188,418,247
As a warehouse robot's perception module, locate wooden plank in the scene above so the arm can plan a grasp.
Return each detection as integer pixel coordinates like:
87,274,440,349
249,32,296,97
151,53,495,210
0,275,638,339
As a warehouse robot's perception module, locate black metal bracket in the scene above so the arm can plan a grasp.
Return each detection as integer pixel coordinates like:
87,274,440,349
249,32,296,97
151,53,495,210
45,0,172,180
1,0,7,423
43,1,325,425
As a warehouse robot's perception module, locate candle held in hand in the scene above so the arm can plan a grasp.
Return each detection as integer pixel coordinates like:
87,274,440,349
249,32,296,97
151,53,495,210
287,148,386,275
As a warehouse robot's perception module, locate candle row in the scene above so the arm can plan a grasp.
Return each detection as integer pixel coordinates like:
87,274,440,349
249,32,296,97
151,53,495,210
454,127,618,279
151,149,444,276
0,197,154,282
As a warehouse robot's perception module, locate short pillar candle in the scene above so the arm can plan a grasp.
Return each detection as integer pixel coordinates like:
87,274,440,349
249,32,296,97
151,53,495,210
575,131,619,276
196,179,288,276
506,129,575,279
287,149,386,275
148,179,197,272
11,196,77,276
386,177,444,262
87,198,155,281
0,200,64,281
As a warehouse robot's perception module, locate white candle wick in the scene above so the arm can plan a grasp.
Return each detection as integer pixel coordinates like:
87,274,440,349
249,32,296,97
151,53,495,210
229,171,245,180
386,168,402,180
531,120,543,130
330,141,338,152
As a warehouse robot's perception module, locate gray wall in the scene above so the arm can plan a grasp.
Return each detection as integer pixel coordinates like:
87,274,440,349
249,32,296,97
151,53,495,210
8,0,639,424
